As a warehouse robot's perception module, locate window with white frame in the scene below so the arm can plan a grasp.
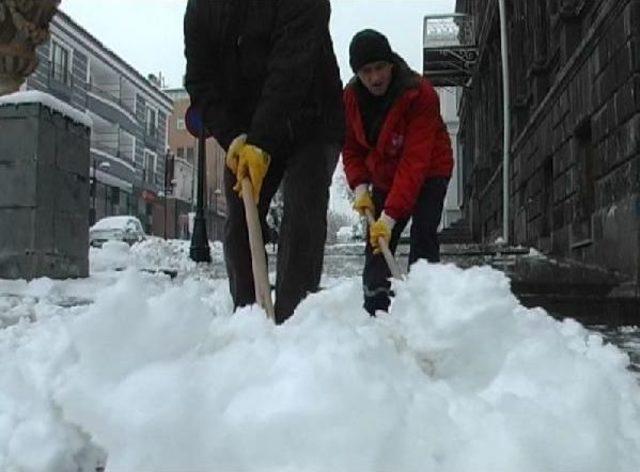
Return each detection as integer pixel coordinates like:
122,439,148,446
177,118,185,130
51,41,71,85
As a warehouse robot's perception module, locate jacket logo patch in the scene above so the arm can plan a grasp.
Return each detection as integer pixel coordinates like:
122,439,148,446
389,133,404,155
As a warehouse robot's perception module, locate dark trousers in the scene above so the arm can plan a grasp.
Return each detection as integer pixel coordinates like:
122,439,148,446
363,177,449,315
223,139,339,324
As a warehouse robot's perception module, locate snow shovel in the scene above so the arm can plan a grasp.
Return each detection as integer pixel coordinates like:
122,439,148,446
241,177,275,320
365,209,406,281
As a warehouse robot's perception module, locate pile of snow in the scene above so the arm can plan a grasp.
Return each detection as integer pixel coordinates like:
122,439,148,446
1,260,639,471
0,90,92,128
89,241,132,272
90,238,224,274
336,225,355,243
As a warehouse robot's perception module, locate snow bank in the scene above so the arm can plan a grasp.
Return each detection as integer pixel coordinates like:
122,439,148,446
1,262,639,471
89,238,224,274
0,91,92,128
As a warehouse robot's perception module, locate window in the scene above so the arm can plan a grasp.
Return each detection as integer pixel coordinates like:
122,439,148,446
176,147,184,159
571,119,595,245
186,146,195,165
110,187,120,206
146,107,157,138
144,150,157,183
51,41,70,85
177,118,186,130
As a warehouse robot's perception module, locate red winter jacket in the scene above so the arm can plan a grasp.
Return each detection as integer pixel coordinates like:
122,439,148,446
342,75,453,221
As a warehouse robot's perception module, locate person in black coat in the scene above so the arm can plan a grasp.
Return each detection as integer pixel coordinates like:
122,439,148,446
184,0,345,324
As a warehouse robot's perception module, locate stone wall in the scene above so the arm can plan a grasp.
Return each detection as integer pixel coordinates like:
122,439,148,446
457,0,640,280
0,102,90,279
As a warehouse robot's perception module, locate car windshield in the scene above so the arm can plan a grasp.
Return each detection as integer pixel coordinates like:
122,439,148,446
91,216,140,232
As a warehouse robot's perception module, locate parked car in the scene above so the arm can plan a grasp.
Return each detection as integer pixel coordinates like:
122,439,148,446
90,216,146,248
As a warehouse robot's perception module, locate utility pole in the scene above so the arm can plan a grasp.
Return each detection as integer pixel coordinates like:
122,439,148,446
163,150,175,240
498,0,511,244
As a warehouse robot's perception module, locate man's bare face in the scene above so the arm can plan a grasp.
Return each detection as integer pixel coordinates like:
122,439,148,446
357,61,394,96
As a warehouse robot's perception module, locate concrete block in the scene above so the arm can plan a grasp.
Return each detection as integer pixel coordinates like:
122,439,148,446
53,211,89,261
0,208,35,254
52,121,90,177
0,159,37,207
0,100,90,280
52,170,89,215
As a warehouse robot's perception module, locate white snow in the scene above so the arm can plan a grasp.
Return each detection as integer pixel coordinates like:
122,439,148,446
1,238,640,471
91,216,142,231
336,225,355,243
329,159,357,221
0,91,93,128
89,238,224,274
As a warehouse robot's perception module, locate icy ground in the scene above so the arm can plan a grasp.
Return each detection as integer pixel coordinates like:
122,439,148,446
1,238,640,472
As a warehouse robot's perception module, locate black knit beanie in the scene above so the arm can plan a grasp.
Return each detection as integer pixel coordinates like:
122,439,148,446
349,29,393,73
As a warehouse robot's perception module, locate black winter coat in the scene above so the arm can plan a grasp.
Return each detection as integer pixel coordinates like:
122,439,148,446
184,0,345,155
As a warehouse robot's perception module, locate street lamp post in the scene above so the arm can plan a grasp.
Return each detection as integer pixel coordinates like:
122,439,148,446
90,158,111,225
189,127,212,262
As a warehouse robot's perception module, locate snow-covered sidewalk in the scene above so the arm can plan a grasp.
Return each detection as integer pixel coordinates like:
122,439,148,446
1,239,640,471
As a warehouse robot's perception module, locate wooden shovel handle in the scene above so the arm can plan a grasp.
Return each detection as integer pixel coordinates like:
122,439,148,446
241,178,275,320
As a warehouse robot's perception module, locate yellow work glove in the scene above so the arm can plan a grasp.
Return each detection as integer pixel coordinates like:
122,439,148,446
233,144,271,203
369,212,395,254
352,184,374,217
225,133,247,174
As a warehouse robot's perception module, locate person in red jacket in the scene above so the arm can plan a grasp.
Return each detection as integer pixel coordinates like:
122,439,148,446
343,29,454,315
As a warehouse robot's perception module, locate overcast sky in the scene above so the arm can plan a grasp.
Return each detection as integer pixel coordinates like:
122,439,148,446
59,0,455,88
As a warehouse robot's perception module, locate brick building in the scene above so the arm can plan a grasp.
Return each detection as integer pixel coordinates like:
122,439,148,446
164,88,227,241
456,0,640,280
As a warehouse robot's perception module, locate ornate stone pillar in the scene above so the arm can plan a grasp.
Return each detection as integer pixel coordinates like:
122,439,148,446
0,0,60,96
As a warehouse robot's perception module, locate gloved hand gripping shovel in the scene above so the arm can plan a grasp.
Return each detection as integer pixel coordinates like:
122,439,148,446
365,209,406,281
241,178,275,320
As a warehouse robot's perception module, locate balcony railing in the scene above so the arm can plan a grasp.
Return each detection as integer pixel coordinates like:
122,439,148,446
92,142,119,157
91,141,135,166
88,82,135,115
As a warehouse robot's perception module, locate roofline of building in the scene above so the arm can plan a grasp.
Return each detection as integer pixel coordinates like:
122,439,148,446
54,8,173,111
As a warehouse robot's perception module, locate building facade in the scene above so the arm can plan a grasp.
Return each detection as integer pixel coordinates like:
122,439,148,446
422,15,467,230
22,9,172,234
164,88,227,241
438,86,462,228
456,0,639,280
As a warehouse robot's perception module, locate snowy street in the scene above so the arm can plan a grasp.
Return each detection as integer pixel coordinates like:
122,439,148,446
1,238,640,471
2,0,639,469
